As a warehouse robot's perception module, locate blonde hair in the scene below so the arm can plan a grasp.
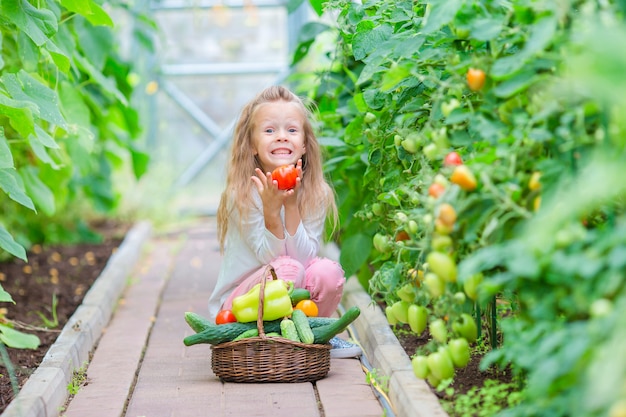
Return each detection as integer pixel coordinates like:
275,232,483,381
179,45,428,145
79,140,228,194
216,85,338,252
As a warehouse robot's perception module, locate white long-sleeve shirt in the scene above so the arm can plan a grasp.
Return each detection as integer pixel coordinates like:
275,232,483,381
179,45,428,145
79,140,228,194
208,191,326,320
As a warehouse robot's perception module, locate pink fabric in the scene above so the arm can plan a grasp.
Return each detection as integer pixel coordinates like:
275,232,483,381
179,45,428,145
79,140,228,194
222,256,345,317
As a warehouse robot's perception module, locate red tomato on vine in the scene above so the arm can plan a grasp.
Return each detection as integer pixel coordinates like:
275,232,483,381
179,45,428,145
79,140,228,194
444,151,463,167
271,165,298,190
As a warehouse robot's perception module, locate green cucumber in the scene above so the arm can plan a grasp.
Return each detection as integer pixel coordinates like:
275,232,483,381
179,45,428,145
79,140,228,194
184,321,281,346
184,312,215,333
232,328,259,341
312,306,361,344
280,318,300,342
290,288,311,305
292,309,314,344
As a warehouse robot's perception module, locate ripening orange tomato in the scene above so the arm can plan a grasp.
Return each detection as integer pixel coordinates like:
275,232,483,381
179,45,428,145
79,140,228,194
295,299,319,317
466,68,486,92
428,183,446,198
450,165,477,191
437,203,457,227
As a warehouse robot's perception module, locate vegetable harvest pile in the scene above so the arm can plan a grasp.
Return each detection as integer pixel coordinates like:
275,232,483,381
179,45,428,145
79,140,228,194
183,282,361,346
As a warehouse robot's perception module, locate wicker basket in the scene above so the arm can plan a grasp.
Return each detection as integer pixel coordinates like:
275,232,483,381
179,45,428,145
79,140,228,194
211,266,331,383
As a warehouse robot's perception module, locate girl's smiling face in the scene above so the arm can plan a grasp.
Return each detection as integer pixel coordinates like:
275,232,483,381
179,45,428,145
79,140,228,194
252,100,306,173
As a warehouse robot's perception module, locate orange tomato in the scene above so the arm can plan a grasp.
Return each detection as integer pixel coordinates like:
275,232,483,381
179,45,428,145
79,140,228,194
295,299,319,317
428,183,446,198
466,68,486,92
395,230,411,242
450,165,477,191
437,203,457,227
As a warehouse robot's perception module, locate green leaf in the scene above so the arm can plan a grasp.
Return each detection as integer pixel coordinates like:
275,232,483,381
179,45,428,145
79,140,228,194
33,125,59,149
470,18,504,41
0,324,40,349
523,15,556,58
29,135,59,169
422,0,462,34
0,168,36,211
2,71,68,128
59,0,113,26
493,71,537,98
0,284,14,303
0,128,14,169
20,166,56,216
0,226,27,261
292,21,330,65
491,55,526,79
381,63,412,92
307,0,325,16
491,16,556,79
73,54,128,106
0,93,36,138
340,233,373,278
74,18,113,71
130,147,150,179
352,23,392,61
44,38,71,74
1,0,58,46
59,80,92,128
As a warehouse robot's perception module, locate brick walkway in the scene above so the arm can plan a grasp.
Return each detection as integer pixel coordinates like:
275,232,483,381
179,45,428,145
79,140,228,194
62,218,384,417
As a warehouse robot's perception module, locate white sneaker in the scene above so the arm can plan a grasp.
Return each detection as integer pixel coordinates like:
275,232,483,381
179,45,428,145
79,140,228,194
329,337,363,359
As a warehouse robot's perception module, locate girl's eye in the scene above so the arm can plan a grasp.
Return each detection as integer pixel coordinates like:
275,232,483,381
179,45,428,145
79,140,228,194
264,128,274,133
288,128,297,133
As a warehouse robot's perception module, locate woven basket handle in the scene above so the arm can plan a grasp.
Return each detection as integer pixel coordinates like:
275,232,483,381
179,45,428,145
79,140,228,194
256,265,278,339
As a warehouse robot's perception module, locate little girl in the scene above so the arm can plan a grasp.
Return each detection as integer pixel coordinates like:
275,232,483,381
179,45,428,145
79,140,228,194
208,86,360,358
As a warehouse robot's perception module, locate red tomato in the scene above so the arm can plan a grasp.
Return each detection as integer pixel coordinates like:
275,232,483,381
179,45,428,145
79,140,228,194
215,309,237,325
271,165,298,190
443,151,463,167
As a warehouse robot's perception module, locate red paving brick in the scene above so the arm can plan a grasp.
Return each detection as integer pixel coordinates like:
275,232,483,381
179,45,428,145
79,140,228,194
63,220,384,417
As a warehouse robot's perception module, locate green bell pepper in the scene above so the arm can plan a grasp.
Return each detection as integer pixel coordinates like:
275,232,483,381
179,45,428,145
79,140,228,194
231,279,293,323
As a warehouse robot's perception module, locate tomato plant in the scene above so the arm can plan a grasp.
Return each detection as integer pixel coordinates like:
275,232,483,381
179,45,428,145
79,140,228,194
216,310,237,325
271,165,298,190
294,0,626,412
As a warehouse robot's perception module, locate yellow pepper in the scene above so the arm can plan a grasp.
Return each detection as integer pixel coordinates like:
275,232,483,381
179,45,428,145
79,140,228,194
231,279,293,323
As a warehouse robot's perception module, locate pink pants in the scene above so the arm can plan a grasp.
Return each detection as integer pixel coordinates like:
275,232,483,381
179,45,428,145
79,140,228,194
222,256,345,317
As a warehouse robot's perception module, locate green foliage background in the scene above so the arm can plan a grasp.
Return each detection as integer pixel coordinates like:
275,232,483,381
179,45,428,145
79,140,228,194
0,0,155,260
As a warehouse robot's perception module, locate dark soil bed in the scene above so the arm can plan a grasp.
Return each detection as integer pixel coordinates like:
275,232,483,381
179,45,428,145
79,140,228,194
0,221,129,413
